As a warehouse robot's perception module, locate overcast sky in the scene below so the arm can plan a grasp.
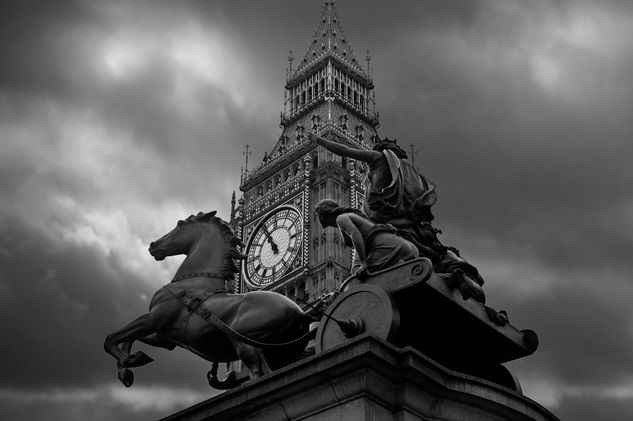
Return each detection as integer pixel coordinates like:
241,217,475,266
1,0,632,420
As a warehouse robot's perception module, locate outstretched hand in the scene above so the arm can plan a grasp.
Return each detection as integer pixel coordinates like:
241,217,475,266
306,132,319,142
354,265,369,281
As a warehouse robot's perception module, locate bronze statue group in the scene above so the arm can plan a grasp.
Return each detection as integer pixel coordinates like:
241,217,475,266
309,133,485,303
104,132,490,389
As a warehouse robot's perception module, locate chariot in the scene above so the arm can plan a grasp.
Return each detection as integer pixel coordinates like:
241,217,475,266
315,257,538,391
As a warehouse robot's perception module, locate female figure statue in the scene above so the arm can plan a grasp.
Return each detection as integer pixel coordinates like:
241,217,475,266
315,199,419,278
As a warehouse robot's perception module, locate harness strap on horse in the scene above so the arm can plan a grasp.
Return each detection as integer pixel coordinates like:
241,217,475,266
164,284,316,349
171,270,227,283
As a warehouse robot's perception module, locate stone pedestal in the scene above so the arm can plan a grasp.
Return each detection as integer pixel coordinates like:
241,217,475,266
161,335,558,421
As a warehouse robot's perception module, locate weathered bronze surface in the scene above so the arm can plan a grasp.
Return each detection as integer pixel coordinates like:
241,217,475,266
314,199,420,278
103,211,313,388
308,133,541,391
317,258,537,391
309,132,485,303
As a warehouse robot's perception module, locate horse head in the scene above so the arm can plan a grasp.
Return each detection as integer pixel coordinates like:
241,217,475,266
149,211,247,281
148,211,218,261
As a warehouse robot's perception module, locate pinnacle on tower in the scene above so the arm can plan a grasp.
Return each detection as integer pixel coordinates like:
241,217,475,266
289,0,370,83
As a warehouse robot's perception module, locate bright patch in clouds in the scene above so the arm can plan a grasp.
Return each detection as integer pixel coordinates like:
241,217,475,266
531,55,561,90
101,41,144,79
0,384,208,413
527,3,633,96
0,100,180,288
520,377,633,410
97,18,250,110
107,384,209,412
477,256,558,300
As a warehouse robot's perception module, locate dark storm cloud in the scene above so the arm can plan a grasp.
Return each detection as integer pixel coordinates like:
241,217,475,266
504,279,633,384
556,394,633,421
364,0,633,272
0,217,217,390
0,0,101,96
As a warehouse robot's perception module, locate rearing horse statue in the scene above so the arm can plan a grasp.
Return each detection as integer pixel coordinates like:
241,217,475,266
103,211,313,388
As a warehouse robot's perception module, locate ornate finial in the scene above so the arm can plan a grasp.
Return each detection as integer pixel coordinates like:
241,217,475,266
230,191,238,229
287,50,294,76
303,153,313,171
242,144,252,174
409,143,419,171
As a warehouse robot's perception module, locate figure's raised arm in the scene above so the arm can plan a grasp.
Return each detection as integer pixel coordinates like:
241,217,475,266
307,133,381,163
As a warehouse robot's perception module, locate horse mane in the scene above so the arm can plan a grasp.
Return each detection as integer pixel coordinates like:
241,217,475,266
181,211,244,281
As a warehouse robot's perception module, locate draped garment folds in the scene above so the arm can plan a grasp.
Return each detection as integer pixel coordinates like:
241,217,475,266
362,149,445,262
342,224,419,272
363,149,437,224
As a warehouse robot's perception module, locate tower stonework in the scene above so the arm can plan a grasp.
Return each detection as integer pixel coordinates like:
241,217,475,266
237,1,379,302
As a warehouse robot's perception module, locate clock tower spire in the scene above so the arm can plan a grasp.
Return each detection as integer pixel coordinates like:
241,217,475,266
237,1,381,302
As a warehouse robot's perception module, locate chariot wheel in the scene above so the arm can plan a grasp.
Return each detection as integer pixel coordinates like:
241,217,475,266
315,284,400,352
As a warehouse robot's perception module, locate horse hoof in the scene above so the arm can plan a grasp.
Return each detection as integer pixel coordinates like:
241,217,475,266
207,369,244,390
118,368,134,387
123,351,154,368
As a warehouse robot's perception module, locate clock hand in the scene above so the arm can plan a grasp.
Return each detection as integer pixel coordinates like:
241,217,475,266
263,226,279,254
268,237,279,254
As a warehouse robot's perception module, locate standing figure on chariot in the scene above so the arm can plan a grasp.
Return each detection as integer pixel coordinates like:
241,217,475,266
307,133,485,302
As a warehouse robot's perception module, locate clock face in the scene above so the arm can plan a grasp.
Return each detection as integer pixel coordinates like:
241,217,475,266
244,206,303,288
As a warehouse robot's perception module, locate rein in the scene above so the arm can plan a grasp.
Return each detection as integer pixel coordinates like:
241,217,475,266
171,271,227,283
164,286,316,349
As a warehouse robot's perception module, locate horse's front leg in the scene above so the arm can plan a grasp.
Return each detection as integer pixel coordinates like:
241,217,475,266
119,333,177,357
104,313,156,368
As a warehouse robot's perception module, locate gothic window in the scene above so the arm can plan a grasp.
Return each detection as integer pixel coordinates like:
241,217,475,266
266,180,272,192
275,174,281,186
339,114,349,132
335,78,339,93
312,152,318,168
311,114,321,133
355,124,365,141
296,281,305,301
301,91,306,106
296,125,305,142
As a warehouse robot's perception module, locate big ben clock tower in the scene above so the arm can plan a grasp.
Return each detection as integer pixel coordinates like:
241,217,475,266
236,1,380,303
